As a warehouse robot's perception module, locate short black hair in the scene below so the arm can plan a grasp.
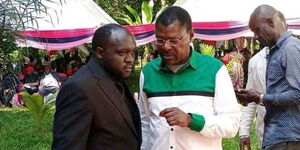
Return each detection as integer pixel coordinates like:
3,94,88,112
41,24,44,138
92,23,127,51
155,6,192,31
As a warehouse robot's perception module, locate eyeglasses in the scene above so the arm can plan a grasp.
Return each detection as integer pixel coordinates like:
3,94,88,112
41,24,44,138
155,32,188,46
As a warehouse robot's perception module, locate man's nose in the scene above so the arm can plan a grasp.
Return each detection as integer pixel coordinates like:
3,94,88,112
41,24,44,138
125,53,135,63
161,41,173,51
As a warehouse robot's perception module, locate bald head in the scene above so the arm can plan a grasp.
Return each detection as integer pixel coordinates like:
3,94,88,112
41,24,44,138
251,5,278,19
249,5,287,47
92,23,134,52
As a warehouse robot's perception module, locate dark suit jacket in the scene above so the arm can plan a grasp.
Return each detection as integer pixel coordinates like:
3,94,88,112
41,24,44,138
52,57,141,150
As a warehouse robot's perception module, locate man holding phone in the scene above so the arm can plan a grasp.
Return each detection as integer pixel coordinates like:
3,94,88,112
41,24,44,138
236,5,300,150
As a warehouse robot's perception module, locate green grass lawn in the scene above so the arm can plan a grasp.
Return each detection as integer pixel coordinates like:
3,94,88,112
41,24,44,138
223,129,259,150
0,108,259,150
0,66,259,150
0,108,54,150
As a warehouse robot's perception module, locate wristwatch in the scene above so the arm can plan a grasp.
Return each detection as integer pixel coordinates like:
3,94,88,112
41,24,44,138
259,94,264,106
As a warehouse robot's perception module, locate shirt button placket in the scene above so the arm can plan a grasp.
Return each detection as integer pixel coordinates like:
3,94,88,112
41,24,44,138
172,74,176,99
169,127,175,149
171,74,175,89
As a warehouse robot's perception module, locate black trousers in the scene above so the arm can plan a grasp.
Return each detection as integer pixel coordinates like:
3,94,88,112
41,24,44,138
264,142,300,150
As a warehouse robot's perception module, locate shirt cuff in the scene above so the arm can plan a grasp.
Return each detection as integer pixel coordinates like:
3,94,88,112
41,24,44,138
188,113,205,132
240,135,250,138
263,94,272,103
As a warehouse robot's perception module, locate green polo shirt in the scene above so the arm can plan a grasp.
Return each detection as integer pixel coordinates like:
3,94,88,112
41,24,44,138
142,50,223,131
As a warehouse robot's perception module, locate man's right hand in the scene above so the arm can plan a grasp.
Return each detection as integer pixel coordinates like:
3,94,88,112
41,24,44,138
159,107,192,127
235,89,261,106
240,136,251,150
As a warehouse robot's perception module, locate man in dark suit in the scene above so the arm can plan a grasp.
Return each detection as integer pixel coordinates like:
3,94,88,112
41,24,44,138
52,23,141,150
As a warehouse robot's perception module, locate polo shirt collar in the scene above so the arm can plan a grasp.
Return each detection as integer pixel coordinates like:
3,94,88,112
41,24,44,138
157,49,197,72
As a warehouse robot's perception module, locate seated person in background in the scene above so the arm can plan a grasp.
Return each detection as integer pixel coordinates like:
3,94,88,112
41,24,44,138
38,62,63,97
21,65,39,95
66,64,73,77
56,60,68,78
34,59,44,77
0,65,20,106
71,60,79,73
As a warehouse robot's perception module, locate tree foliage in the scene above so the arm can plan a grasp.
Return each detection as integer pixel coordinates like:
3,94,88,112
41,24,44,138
116,0,154,25
96,0,176,68
0,0,62,74
94,0,142,24
20,92,56,131
199,43,215,57
94,0,176,24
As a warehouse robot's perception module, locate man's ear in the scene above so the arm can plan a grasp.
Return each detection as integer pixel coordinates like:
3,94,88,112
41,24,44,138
266,18,274,27
189,29,195,40
95,47,104,59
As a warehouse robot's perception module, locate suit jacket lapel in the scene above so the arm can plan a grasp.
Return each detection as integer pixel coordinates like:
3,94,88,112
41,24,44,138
87,57,138,137
122,80,142,139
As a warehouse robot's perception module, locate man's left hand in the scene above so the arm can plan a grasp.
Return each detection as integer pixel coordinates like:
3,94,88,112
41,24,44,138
159,107,192,127
240,136,251,150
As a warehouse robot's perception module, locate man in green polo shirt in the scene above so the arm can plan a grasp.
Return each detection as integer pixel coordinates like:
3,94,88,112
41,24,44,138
138,6,240,150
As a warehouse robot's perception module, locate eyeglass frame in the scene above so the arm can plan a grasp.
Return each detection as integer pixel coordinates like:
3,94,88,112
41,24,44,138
155,31,189,46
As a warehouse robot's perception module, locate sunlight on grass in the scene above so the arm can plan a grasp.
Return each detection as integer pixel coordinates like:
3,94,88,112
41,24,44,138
0,108,54,150
0,107,259,150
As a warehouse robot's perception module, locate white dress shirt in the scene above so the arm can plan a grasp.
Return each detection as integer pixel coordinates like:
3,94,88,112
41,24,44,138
239,47,268,148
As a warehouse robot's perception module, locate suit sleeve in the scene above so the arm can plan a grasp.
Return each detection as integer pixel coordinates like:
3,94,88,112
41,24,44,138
52,82,93,150
199,65,241,138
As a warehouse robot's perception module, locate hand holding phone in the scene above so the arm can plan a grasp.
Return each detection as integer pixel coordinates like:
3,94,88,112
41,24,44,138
235,89,261,106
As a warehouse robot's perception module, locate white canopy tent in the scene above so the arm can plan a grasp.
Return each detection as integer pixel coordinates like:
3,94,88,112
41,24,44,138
17,0,116,50
23,0,116,30
174,0,300,37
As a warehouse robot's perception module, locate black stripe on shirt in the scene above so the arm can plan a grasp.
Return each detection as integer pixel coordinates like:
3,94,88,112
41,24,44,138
146,91,214,98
